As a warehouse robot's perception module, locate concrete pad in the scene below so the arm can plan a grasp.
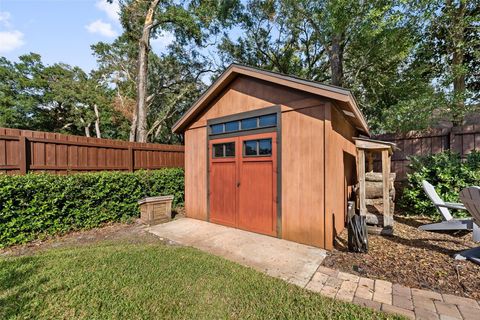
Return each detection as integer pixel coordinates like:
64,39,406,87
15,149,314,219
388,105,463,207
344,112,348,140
148,218,327,287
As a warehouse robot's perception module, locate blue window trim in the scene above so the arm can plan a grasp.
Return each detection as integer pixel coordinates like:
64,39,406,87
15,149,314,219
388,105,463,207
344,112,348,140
209,113,277,136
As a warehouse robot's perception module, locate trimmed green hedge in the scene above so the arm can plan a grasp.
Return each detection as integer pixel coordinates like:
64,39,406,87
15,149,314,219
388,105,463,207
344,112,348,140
400,151,480,219
0,169,184,247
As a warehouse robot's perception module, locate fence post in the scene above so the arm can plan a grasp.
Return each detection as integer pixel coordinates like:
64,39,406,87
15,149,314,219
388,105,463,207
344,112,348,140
449,128,455,153
18,136,29,174
127,147,134,172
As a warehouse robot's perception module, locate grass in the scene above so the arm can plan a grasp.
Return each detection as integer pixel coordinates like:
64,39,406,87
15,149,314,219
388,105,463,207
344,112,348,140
0,240,401,319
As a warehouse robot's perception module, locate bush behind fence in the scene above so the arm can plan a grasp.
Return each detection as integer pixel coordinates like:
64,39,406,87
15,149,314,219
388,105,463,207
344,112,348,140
373,125,480,181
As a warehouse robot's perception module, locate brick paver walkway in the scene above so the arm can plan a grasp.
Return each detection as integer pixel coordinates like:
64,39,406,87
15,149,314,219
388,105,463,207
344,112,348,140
304,266,479,320
150,219,478,320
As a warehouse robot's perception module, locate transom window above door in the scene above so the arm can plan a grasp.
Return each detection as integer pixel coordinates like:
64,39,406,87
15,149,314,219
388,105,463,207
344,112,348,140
212,142,235,158
243,139,272,156
210,113,277,135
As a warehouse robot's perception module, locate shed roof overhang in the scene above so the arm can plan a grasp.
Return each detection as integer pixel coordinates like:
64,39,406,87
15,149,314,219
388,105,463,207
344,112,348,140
354,137,397,155
172,64,370,135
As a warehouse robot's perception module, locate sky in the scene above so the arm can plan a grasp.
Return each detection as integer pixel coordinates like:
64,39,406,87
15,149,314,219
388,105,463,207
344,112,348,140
0,0,175,72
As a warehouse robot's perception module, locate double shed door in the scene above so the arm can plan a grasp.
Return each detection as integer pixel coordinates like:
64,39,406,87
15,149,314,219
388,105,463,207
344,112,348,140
209,132,277,237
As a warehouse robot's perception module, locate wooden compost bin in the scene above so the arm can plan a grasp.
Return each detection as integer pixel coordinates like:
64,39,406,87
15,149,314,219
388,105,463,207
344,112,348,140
354,137,396,235
138,195,174,226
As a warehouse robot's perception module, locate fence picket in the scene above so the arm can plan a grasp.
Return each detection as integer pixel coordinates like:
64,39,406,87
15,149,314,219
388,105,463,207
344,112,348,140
374,125,480,181
0,127,184,174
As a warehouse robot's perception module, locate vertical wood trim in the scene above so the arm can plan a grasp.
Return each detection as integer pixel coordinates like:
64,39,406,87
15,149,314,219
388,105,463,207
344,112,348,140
358,149,366,215
382,150,392,227
184,127,208,220
323,103,333,250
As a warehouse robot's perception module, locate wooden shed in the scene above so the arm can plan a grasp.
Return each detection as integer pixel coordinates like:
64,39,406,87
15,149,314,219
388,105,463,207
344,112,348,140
173,64,370,250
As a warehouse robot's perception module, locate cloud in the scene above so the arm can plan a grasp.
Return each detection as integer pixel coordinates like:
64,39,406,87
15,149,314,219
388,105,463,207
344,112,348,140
85,19,117,37
0,30,25,53
0,11,25,52
0,11,12,27
96,0,120,22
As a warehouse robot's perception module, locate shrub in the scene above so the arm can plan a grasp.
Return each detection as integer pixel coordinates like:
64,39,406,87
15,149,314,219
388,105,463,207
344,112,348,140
400,151,480,219
0,169,184,247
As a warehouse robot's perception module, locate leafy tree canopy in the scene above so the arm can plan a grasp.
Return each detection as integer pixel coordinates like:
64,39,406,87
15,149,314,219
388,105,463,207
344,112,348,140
1,0,479,139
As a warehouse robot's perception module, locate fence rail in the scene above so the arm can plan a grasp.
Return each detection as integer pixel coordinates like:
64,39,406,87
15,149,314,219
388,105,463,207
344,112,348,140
373,125,480,181
0,128,184,175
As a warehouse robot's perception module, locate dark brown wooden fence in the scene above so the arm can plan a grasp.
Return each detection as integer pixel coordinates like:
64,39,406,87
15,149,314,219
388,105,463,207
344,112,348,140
0,127,184,175
373,125,480,181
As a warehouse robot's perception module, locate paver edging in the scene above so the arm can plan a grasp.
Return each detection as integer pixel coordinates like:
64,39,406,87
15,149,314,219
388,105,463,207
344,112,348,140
304,266,480,320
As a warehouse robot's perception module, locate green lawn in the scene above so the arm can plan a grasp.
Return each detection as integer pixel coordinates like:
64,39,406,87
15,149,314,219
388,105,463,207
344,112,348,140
0,240,401,319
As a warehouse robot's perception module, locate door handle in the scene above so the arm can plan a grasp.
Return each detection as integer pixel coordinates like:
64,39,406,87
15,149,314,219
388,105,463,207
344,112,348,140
237,182,240,187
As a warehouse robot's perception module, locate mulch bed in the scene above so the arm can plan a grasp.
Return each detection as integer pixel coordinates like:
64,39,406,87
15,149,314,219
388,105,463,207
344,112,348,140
323,215,480,300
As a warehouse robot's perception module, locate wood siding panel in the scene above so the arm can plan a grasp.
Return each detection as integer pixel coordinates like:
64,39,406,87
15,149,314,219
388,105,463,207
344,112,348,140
324,104,358,249
184,76,366,249
281,106,325,248
190,76,324,129
184,127,207,220
185,76,337,249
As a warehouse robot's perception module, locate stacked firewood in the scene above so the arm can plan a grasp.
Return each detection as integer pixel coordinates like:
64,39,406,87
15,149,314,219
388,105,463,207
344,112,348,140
364,172,396,234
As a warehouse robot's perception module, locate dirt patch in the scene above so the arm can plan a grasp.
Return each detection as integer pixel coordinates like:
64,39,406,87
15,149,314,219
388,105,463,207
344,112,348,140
324,215,480,300
1,208,187,257
0,220,161,257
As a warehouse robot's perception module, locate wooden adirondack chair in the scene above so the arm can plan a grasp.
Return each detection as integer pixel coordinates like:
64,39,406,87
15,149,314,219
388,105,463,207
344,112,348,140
419,180,475,233
455,187,480,265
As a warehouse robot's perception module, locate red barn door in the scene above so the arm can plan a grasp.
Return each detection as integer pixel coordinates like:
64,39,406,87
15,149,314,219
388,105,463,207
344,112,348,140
209,132,277,237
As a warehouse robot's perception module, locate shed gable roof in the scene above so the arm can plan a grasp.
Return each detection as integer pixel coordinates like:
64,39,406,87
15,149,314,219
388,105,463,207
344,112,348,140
172,64,370,135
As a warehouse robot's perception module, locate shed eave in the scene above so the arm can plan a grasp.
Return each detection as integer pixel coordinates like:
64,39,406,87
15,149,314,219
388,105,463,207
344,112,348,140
172,64,370,135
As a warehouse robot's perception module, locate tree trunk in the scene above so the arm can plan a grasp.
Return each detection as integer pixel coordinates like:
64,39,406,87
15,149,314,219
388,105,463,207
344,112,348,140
448,0,466,125
135,0,161,143
85,126,91,137
93,104,102,139
329,33,344,87
129,111,137,142
80,117,91,137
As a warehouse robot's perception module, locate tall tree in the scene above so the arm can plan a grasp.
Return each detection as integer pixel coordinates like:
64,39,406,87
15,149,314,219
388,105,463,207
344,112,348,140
0,53,129,138
111,0,240,142
421,0,480,125
92,36,138,140
92,31,213,144
0,54,45,129
218,0,424,132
